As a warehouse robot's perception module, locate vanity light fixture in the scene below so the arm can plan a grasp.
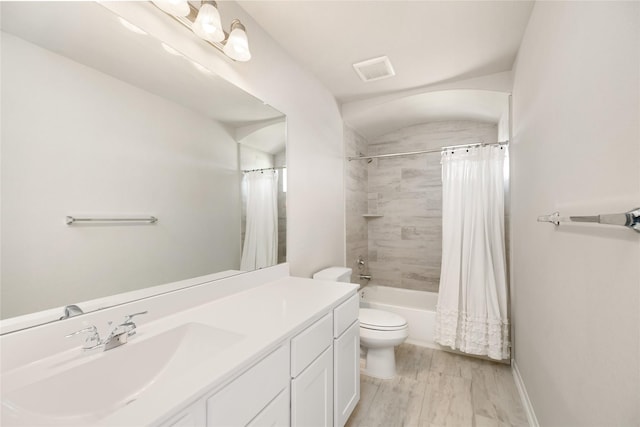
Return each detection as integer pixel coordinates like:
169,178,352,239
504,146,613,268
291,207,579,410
151,0,252,62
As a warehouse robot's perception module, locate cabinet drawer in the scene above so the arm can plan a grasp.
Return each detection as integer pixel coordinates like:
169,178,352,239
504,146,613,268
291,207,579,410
333,294,359,338
291,312,333,377
206,345,289,427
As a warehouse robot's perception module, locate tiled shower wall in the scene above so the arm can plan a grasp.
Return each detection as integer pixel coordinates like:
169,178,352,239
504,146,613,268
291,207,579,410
365,121,498,292
344,125,369,285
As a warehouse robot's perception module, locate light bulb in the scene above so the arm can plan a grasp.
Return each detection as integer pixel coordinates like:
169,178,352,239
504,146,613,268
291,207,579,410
193,1,225,43
152,0,190,17
223,20,251,62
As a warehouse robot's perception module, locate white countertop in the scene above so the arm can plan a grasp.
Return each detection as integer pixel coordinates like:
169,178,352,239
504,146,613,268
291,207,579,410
3,276,357,426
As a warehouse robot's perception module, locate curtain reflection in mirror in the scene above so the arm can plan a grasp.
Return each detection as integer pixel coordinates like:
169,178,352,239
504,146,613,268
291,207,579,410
240,171,279,270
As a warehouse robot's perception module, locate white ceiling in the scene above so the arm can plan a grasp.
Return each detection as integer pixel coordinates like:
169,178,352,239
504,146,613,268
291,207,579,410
347,89,510,140
239,1,534,138
239,1,534,103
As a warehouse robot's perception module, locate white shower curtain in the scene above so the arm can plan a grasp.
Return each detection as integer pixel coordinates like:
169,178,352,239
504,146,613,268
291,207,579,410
434,146,510,360
240,171,279,271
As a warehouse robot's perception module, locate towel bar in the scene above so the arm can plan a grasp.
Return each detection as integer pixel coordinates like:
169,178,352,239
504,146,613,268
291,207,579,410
537,207,640,232
66,216,158,225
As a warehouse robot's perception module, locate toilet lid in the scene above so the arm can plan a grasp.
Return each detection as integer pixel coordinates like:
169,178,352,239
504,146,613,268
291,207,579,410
359,308,407,330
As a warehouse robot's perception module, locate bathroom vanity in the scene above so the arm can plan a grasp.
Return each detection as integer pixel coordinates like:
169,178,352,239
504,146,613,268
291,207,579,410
0,265,360,426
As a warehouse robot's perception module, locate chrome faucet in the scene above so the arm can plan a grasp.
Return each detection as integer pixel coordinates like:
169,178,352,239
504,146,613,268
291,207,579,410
65,325,102,350
356,257,371,281
111,311,147,338
66,311,148,352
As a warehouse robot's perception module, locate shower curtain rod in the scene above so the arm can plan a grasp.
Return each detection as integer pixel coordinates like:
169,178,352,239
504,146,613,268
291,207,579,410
347,141,508,161
242,166,286,173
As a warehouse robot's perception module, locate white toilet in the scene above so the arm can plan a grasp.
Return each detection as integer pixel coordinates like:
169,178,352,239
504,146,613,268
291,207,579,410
313,267,409,379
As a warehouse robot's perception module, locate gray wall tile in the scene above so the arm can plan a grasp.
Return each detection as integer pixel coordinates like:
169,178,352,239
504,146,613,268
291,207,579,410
345,125,371,284
365,120,498,292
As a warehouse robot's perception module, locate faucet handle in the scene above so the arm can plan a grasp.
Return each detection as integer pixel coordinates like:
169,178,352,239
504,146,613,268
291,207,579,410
119,311,148,337
66,325,101,350
123,311,148,323
65,325,97,338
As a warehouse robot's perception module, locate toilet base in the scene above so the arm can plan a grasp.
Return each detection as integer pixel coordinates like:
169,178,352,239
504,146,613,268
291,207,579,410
362,346,396,379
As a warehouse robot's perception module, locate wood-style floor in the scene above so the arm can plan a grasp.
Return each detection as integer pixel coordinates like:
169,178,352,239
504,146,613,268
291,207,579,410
346,344,528,427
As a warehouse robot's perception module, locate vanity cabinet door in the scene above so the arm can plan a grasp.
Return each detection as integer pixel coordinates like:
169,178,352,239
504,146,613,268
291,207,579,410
291,346,334,427
334,320,360,427
247,386,290,427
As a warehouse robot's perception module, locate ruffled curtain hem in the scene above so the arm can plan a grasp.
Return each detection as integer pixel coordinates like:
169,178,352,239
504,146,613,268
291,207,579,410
434,306,510,360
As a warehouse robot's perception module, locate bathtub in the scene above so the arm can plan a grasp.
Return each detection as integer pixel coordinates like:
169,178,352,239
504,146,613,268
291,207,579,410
359,285,440,349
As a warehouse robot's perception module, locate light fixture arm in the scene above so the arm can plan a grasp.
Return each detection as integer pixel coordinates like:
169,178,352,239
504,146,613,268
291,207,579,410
228,19,246,35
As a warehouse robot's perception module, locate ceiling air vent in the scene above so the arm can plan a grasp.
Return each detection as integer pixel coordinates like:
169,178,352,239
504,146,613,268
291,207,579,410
352,56,396,82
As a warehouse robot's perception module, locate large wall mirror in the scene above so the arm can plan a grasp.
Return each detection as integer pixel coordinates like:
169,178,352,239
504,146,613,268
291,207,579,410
0,2,287,326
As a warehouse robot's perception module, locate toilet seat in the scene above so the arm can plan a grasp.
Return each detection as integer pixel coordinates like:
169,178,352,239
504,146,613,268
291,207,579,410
359,326,409,343
359,308,407,331
360,323,408,332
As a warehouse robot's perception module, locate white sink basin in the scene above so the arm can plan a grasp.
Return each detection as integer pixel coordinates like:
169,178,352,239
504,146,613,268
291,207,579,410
1,323,245,426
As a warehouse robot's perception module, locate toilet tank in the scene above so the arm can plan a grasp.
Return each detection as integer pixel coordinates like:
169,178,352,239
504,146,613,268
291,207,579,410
313,267,352,283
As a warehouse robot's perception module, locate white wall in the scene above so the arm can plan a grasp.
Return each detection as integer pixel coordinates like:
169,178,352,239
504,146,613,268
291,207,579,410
511,2,639,425
239,145,274,171
1,33,241,318
102,2,346,278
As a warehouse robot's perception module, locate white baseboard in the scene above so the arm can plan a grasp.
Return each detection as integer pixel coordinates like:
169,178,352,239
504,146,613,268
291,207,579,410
512,360,540,427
